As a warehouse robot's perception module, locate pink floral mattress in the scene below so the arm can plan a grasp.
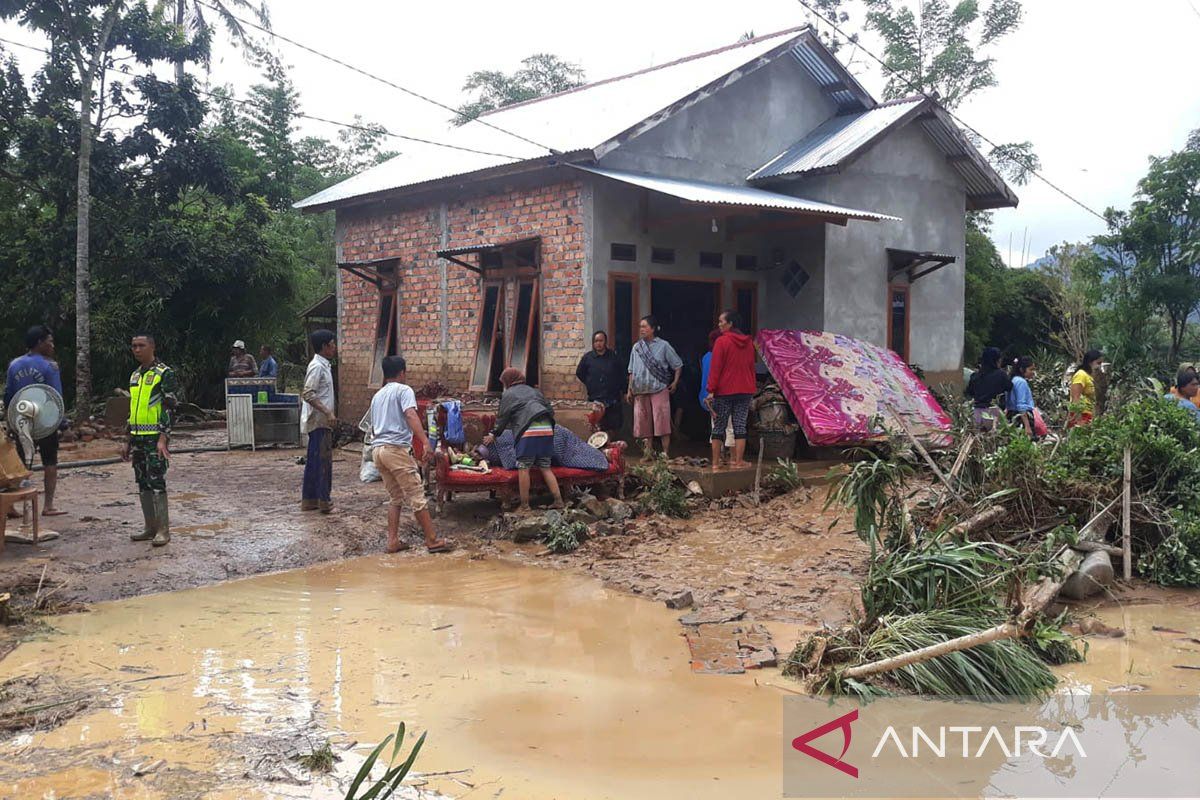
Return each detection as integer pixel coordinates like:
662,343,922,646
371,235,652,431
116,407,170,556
756,329,951,447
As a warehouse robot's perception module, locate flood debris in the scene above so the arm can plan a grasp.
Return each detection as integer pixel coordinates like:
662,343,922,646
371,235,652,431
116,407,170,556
682,618,777,674
664,590,694,610
0,674,94,733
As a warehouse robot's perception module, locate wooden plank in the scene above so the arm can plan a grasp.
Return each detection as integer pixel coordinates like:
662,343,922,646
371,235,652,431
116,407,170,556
1122,447,1133,581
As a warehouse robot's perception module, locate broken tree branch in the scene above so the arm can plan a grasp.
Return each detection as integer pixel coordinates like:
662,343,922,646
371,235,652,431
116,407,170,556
949,504,1008,537
888,409,964,507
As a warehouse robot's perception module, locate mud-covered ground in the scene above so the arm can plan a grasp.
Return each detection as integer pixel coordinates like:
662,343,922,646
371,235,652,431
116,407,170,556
1,429,867,631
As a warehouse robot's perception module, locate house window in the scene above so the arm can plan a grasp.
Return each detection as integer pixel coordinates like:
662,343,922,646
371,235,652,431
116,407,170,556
888,283,910,362
733,281,757,335
699,251,723,270
508,279,540,386
611,243,637,262
470,282,505,392
651,246,676,264
609,273,639,364
735,254,759,271
781,260,810,298
370,275,400,387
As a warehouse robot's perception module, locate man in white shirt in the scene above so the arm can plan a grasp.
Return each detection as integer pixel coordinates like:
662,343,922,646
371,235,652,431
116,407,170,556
369,356,453,553
301,329,337,513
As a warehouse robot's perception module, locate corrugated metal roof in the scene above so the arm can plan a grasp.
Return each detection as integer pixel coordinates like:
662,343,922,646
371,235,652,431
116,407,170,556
295,29,817,211
748,97,1018,210
295,27,893,212
749,98,924,180
574,165,900,222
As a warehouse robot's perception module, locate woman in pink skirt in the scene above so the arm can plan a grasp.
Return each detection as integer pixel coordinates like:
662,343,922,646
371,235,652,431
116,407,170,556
625,315,682,459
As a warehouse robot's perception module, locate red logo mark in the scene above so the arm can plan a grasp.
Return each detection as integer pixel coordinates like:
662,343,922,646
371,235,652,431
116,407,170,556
792,708,859,778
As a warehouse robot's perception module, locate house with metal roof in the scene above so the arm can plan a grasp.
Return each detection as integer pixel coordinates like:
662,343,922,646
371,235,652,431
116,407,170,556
297,25,1016,425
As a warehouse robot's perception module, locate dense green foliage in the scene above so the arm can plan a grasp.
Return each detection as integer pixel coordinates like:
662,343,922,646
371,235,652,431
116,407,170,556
0,12,391,407
633,457,691,519
453,53,584,125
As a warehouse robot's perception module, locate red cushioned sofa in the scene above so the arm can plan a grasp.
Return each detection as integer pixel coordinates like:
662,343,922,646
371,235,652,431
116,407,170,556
433,441,627,513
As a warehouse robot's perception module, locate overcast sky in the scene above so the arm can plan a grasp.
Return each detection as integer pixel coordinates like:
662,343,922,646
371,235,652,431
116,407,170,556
3,0,1198,267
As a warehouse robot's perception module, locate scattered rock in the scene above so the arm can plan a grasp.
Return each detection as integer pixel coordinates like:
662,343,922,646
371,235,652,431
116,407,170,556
665,590,694,610
606,499,632,522
582,496,609,519
594,521,623,537
679,607,746,626
686,481,703,496
511,516,547,543
563,508,594,527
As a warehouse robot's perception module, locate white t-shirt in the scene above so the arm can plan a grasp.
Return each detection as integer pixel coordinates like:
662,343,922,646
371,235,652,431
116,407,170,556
369,382,418,447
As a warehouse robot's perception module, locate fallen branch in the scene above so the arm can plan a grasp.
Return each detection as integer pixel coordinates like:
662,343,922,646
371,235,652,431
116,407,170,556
949,504,1008,537
1071,540,1125,559
841,565,1068,682
888,410,964,507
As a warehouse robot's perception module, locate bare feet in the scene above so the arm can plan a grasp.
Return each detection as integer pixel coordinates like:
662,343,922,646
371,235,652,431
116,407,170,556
516,504,533,515
550,500,566,510
43,508,68,517
731,460,753,470
386,539,411,553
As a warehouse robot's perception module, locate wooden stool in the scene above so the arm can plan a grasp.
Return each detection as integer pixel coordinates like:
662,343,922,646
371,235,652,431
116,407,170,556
0,487,40,554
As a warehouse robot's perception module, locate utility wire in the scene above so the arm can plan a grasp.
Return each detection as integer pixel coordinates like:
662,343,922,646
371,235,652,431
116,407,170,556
795,0,1108,223
0,35,524,160
195,0,554,154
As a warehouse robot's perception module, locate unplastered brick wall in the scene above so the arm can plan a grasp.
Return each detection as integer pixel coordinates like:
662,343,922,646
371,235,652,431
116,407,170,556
336,179,587,421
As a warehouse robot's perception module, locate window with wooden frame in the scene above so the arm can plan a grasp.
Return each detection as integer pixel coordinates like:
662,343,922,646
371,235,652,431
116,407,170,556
470,282,505,392
887,282,910,362
369,269,400,387
608,273,639,365
732,281,758,335
507,279,540,387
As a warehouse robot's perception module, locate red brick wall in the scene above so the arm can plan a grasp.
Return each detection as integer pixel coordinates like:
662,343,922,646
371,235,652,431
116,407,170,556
336,179,587,421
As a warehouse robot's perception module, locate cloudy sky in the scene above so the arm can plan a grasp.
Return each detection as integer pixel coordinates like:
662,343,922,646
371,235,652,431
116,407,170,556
3,0,1198,266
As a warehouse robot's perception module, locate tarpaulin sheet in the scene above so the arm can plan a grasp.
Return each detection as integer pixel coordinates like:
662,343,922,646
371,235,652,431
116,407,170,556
756,329,951,447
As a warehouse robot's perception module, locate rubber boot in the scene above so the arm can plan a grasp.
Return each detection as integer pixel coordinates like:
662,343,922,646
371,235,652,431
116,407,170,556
151,492,171,547
131,491,156,541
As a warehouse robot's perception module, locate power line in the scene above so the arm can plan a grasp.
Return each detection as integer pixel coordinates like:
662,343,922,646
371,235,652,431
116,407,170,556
0,35,524,160
195,0,555,154
795,0,1108,223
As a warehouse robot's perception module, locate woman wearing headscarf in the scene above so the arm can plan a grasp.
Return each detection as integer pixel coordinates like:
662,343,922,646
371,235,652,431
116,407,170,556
964,346,1012,432
484,368,565,513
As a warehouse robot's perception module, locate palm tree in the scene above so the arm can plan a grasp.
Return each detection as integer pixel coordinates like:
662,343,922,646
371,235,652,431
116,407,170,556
173,0,270,84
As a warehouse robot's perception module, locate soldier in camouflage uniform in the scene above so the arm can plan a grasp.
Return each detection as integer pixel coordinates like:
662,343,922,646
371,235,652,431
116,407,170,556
121,332,178,547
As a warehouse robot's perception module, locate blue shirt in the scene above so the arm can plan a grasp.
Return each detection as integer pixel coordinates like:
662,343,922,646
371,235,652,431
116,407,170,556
1006,376,1035,413
699,352,712,410
1165,393,1200,425
259,356,278,378
5,353,62,407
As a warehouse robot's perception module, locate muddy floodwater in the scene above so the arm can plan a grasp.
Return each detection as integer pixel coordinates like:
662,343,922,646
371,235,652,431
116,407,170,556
3,555,1200,800
1,556,787,799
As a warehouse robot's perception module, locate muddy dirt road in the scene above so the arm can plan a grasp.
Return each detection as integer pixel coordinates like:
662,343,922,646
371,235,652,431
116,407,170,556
1,434,867,633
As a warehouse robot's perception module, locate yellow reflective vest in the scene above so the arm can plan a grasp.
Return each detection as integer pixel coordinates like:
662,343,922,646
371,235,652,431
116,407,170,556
128,362,173,436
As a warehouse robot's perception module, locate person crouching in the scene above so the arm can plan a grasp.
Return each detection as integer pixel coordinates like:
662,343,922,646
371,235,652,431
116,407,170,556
484,368,565,513
369,356,453,554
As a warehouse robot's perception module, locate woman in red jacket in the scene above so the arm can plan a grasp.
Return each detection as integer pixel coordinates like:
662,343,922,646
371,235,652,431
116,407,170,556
705,310,757,469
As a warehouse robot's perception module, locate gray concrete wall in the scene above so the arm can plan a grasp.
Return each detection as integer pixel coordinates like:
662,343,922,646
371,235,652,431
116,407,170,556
586,176,827,343
790,123,968,374
597,55,839,184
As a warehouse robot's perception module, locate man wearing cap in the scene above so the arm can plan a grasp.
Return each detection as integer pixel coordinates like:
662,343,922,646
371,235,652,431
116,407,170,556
227,340,257,378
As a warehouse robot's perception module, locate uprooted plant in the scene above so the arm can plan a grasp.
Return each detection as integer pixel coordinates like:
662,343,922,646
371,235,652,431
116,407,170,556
793,384,1200,697
344,721,426,800
545,516,587,554
631,456,691,519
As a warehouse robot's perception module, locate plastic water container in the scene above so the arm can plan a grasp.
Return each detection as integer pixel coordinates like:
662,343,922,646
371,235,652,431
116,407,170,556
256,391,268,405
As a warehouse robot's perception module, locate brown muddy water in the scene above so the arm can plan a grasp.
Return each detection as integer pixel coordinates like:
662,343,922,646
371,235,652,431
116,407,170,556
2,556,1199,800
0,556,785,799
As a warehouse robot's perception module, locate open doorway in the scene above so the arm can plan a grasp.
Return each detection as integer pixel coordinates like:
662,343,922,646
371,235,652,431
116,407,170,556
650,278,721,442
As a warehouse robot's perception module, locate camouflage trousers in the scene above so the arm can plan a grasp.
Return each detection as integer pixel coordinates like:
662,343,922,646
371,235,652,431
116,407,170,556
131,436,168,493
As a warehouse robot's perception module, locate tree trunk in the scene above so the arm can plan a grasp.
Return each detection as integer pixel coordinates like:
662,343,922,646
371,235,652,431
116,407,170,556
73,7,121,415
74,76,94,413
174,0,186,84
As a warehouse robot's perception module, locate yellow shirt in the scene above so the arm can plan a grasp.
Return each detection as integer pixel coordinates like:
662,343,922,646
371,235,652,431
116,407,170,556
1070,369,1095,414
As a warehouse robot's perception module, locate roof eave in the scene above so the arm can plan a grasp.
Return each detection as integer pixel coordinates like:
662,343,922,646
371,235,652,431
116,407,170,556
294,151,594,214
